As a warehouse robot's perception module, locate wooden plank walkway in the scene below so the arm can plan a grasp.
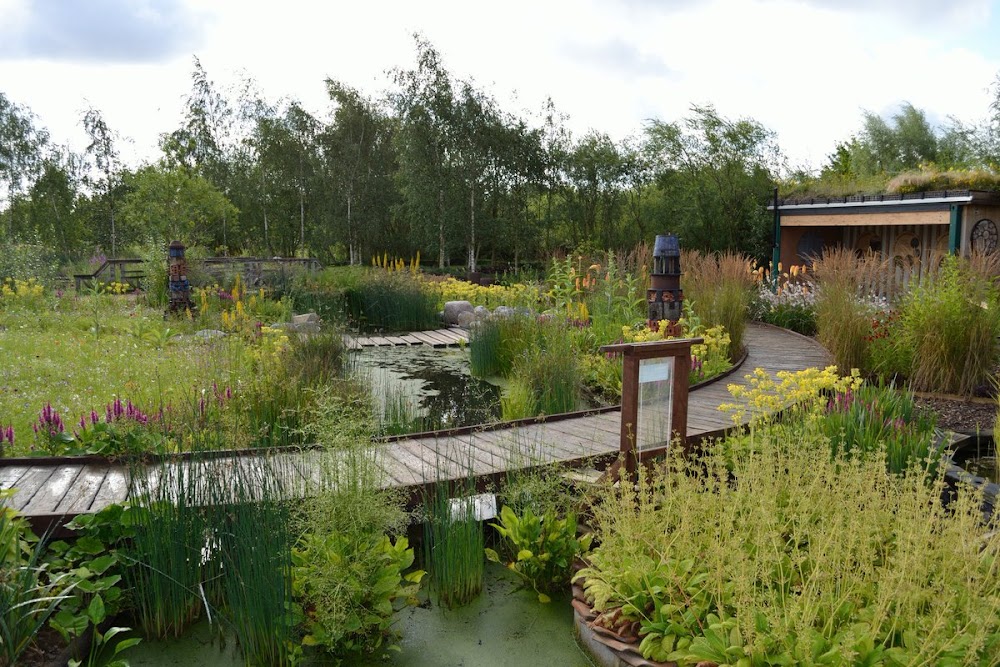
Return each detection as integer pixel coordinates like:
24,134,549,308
1,324,828,523
343,327,469,350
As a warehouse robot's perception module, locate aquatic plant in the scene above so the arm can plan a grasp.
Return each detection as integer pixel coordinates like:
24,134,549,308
423,480,485,608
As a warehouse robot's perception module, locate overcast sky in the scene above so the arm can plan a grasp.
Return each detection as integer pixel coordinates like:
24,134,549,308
2,0,999,172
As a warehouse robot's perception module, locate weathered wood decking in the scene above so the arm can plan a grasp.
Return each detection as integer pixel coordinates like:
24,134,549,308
0,324,829,527
343,327,469,349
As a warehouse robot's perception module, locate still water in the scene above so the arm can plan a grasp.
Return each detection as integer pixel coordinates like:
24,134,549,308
351,346,504,432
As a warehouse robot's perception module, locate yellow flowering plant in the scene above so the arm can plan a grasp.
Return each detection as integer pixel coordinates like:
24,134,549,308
718,365,863,426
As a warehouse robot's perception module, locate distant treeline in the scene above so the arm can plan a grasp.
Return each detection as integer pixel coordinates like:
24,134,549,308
1,36,999,269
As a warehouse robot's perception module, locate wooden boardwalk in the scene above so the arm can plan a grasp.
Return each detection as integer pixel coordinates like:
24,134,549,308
343,327,469,350
1,324,829,526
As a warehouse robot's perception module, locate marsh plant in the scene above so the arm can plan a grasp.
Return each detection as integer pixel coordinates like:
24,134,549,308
577,422,1000,666
124,455,299,665
344,271,439,332
422,481,485,608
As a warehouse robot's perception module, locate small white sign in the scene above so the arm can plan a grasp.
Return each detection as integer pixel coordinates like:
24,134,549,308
639,360,673,383
449,493,498,522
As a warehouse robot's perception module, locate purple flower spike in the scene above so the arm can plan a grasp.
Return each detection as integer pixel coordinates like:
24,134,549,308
91,410,99,425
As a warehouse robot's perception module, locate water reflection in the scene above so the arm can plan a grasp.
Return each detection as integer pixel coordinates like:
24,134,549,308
351,346,502,431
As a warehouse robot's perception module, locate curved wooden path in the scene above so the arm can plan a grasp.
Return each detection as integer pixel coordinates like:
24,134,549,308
0,324,829,528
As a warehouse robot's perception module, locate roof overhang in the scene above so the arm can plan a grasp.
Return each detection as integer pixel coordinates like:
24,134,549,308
769,190,1000,213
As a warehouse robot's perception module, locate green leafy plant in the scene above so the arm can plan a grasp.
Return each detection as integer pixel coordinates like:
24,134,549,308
486,506,591,603
294,532,423,657
0,495,72,667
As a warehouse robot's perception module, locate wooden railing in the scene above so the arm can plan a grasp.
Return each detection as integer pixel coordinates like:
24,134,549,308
73,258,146,292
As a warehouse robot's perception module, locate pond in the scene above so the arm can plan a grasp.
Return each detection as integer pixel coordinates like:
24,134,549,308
122,563,594,667
350,346,504,432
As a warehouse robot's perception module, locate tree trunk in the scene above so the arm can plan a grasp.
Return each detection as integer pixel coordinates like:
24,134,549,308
299,186,305,251
260,169,270,252
438,187,445,269
468,187,476,272
347,193,357,265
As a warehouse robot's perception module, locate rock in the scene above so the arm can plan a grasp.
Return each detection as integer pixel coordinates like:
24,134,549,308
443,300,474,325
292,312,320,325
473,305,491,319
195,329,226,339
457,311,477,328
494,305,516,318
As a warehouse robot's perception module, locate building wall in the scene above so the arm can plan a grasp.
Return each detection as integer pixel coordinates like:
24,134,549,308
961,204,1000,256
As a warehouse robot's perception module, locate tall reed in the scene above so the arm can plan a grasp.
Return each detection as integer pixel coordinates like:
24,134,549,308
680,250,756,358
811,248,888,374
469,315,535,378
896,255,1000,396
345,272,439,332
423,479,485,608
124,454,298,664
512,319,580,416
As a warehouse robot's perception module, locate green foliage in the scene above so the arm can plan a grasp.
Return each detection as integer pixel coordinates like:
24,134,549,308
485,505,590,603
343,271,439,332
894,255,1000,396
577,420,1000,666
819,382,938,475
119,165,239,247
423,484,484,608
0,242,59,284
293,461,420,661
0,494,71,667
644,106,782,258
294,533,422,659
761,302,816,335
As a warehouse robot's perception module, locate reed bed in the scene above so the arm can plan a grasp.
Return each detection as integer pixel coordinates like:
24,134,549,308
811,248,889,374
124,454,298,664
680,249,756,358
422,478,485,609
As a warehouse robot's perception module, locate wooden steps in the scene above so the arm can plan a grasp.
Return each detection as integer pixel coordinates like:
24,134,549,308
344,327,469,349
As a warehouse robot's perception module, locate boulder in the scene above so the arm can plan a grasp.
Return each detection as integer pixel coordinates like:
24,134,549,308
292,312,320,325
443,300,474,325
494,305,517,318
457,311,478,328
195,329,226,339
473,305,491,319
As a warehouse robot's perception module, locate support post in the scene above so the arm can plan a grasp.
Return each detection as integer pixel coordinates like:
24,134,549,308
599,338,702,486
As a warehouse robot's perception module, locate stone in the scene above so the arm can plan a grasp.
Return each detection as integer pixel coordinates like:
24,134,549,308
457,311,477,328
195,329,226,339
494,305,516,318
443,300,474,325
292,312,320,325
473,305,491,319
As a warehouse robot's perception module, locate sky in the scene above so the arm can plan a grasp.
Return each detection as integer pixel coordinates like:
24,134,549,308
1,0,999,172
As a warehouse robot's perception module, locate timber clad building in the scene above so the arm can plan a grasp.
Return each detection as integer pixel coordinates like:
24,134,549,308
771,190,1000,283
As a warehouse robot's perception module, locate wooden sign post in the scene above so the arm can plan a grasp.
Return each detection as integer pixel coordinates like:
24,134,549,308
598,338,701,484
